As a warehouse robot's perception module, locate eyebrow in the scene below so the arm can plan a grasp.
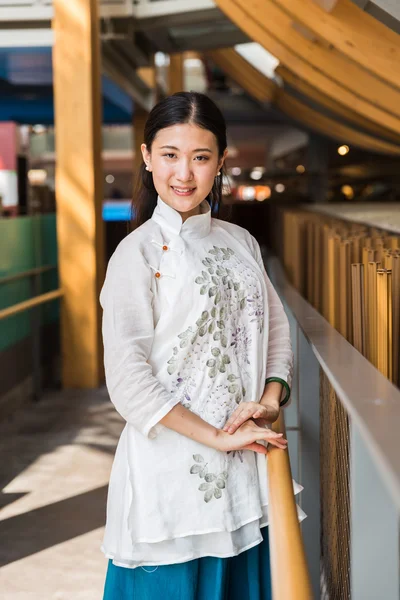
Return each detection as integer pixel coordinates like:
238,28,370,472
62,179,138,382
159,145,213,153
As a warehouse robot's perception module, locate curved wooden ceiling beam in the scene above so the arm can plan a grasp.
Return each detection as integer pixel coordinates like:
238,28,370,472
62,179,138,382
214,0,400,134
276,65,400,146
207,48,400,155
206,48,277,103
273,0,400,91
314,0,338,10
276,91,400,155
245,0,400,120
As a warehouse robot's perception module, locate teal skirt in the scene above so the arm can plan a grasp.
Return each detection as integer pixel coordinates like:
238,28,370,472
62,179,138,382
103,527,271,600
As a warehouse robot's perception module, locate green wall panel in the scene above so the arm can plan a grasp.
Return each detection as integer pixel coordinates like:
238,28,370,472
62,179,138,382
0,214,59,352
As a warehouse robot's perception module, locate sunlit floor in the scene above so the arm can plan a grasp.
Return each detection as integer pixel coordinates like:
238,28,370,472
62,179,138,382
0,387,124,599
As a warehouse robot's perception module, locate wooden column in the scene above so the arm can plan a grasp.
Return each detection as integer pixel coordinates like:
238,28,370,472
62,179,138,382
133,108,148,172
134,64,156,170
169,54,184,94
52,0,105,387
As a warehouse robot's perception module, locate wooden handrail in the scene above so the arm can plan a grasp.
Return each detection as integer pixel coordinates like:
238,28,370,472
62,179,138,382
0,265,57,286
0,289,63,321
268,413,313,599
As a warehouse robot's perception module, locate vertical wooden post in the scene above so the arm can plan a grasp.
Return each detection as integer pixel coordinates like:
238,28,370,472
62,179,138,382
133,108,148,172
169,54,184,94
52,0,105,387
134,64,156,170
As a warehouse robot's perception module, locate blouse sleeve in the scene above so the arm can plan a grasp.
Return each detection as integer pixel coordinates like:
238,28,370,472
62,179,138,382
99,243,180,438
251,236,294,407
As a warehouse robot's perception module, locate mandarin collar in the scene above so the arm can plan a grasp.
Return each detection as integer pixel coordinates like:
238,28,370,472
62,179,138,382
151,195,211,239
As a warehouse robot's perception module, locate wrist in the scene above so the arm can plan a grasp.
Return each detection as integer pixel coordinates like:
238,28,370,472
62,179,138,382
260,395,280,410
259,397,280,422
214,428,230,451
264,377,291,407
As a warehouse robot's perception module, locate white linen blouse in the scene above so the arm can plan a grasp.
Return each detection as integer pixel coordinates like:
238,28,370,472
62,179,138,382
100,195,304,569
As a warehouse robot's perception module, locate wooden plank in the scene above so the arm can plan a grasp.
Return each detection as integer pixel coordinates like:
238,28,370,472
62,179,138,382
377,270,392,380
351,264,365,354
312,0,338,9
169,53,184,94
133,107,148,172
214,0,400,134
209,48,400,154
367,262,378,367
392,256,400,385
206,48,277,103
0,265,55,286
0,290,63,321
53,0,105,388
137,66,156,89
273,0,400,92
339,241,352,342
276,92,400,155
269,413,313,599
276,65,400,146
254,0,400,121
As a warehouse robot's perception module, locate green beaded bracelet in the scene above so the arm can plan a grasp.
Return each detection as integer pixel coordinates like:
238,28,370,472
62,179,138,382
265,377,291,407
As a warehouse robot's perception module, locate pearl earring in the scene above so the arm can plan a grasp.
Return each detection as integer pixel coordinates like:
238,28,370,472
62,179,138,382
146,165,151,172
217,171,221,176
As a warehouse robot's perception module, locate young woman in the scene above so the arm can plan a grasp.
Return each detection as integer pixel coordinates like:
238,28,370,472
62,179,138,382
100,92,302,599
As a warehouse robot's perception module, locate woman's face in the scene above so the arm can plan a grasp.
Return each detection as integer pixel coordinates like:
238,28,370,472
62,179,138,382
141,123,227,220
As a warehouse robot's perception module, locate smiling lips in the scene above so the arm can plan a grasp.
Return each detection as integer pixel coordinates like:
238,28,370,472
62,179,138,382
171,186,197,196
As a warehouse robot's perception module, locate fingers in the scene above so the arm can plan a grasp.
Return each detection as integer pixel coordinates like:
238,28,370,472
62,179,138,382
243,442,268,455
267,437,288,449
223,411,247,434
255,428,288,449
223,404,265,434
265,434,288,449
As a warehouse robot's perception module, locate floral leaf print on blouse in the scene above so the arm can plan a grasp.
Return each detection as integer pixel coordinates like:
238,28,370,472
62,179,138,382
206,347,230,377
190,454,228,502
167,245,263,411
171,374,196,408
196,246,263,331
247,290,265,333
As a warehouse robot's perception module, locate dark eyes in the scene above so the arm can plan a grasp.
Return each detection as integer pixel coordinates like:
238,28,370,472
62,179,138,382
162,153,209,162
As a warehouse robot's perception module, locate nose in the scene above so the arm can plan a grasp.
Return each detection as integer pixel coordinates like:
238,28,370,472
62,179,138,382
176,158,193,182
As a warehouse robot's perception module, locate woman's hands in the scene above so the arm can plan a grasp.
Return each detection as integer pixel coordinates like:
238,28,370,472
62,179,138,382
215,398,287,456
222,401,279,434
216,419,287,455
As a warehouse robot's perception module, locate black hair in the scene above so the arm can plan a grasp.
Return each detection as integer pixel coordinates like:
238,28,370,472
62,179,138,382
130,91,227,230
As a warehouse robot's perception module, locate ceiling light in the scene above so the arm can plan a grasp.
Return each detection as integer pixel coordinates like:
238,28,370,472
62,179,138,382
28,169,47,185
105,174,115,184
250,170,263,181
238,186,256,201
338,145,350,156
296,164,305,174
231,167,242,176
341,184,354,199
255,186,271,201
275,183,285,193
32,124,46,134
